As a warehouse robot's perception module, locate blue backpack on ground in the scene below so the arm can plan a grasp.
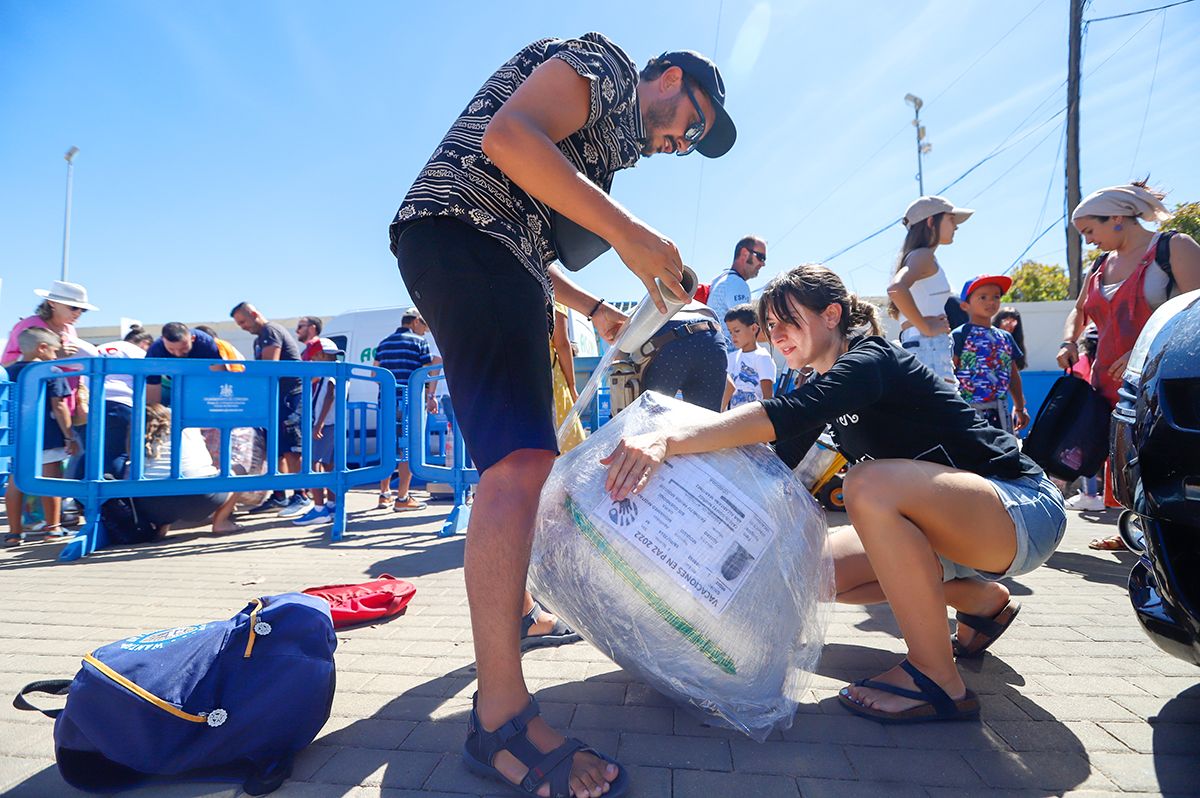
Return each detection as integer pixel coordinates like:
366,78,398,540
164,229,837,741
14,593,336,795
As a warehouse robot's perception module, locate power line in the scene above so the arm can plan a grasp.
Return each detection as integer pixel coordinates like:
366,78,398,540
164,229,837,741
687,0,725,265
820,7,1163,266
927,0,1052,107
1128,11,1167,177
964,118,1066,205
1085,0,1194,23
1030,119,1066,245
773,0,1051,249
1004,213,1066,274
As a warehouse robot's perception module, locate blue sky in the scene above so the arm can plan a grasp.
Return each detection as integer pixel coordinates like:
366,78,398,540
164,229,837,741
2,1,1198,330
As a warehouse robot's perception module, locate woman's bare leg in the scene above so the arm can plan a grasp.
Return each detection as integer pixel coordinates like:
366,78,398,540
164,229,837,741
838,459,1018,713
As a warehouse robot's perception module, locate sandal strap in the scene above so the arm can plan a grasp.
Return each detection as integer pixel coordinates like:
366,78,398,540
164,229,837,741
898,660,956,716
520,603,542,638
955,608,1006,638
466,693,543,759
520,737,587,796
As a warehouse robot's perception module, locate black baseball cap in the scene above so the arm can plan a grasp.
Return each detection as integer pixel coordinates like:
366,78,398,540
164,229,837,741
656,50,736,158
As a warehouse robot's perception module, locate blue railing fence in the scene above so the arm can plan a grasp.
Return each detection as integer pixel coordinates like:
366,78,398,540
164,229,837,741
405,365,477,537
13,358,396,560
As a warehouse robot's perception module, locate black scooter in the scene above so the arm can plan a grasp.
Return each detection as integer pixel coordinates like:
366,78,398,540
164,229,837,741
1110,290,1200,667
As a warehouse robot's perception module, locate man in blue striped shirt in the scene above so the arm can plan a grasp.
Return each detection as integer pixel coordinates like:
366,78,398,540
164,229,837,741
374,308,432,511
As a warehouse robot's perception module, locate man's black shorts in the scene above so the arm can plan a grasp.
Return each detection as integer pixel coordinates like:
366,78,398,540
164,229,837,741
394,216,557,473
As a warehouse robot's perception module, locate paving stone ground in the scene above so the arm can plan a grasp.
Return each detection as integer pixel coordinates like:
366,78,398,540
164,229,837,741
1,490,1197,797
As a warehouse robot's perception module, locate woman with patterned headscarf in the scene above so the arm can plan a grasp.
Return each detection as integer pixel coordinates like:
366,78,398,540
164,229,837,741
1058,181,1200,544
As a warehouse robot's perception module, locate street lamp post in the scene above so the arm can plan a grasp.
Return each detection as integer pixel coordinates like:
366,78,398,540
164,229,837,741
61,146,79,282
904,94,931,196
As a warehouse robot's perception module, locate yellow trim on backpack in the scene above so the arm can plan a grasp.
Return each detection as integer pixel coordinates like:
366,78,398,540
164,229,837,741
244,597,264,658
82,653,208,724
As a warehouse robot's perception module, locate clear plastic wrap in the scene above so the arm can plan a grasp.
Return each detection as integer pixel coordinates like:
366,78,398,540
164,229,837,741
530,392,833,741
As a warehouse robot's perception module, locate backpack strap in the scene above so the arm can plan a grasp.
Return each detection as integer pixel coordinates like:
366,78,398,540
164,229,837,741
13,679,72,718
1156,230,1177,294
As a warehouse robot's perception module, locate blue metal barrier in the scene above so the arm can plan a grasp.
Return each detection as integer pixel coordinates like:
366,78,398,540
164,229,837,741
0,371,12,489
13,358,397,560
405,365,478,537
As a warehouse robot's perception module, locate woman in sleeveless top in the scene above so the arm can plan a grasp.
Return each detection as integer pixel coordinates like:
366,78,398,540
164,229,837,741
887,196,974,384
1059,181,1200,404
1058,182,1200,547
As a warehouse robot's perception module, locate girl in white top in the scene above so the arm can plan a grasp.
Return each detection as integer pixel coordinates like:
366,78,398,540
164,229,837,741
887,196,974,384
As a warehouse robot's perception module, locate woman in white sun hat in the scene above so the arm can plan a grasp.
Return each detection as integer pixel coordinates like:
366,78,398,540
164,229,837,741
2,280,98,367
887,196,974,384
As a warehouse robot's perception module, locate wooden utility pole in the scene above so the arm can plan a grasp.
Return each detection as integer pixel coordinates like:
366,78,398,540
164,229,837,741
1066,0,1084,298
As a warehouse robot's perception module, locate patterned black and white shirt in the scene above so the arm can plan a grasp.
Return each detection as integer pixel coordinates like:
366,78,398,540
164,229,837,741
390,33,646,311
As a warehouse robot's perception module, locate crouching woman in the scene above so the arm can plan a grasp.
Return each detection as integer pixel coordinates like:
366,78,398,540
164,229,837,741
602,264,1066,723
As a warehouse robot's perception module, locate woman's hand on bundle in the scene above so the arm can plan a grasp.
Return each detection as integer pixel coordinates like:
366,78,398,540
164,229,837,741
601,432,669,501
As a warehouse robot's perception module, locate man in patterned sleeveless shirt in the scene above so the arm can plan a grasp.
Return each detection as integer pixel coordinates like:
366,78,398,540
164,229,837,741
389,33,736,797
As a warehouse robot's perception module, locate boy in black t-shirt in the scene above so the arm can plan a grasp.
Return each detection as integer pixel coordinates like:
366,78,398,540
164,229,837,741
604,264,1066,725
4,328,77,545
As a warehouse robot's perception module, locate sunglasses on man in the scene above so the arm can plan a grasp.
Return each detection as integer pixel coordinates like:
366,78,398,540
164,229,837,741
676,81,707,156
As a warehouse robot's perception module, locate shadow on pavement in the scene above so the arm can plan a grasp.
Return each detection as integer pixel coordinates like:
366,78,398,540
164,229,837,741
1152,682,1200,794
0,501,463,579
1043,549,1136,589
815,642,1090,794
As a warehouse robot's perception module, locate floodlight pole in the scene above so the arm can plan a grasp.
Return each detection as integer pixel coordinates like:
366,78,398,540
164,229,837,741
61,146,79,282
905,94,928,196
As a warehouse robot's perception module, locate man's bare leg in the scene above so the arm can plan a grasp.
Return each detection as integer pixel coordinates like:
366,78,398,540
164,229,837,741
469,448,618,797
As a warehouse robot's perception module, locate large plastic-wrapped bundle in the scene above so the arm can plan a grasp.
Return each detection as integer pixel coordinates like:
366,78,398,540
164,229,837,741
530,392,833,741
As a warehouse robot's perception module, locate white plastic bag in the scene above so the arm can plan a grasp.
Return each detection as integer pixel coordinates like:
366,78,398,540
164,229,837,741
530,392,833,741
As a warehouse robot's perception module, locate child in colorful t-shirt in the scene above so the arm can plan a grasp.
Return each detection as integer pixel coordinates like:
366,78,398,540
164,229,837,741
951,275,1029,434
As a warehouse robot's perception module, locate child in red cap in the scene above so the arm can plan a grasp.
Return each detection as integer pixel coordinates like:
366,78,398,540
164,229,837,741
951,275,1029,433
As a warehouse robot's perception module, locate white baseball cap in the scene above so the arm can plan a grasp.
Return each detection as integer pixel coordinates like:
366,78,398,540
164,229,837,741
317,337,344,356
902,196,974,228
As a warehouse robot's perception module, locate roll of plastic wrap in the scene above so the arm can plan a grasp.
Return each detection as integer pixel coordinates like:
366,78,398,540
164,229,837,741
531,392,833,741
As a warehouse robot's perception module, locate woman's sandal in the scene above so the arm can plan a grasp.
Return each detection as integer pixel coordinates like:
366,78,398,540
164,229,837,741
463,693,630,797
952,598,1021,658
519,602,582,652
838,660,980,724
1088,534,1127,551
4,533,23,548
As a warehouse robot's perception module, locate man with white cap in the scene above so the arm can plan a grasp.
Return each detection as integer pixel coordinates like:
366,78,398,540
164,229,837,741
887,195,974,384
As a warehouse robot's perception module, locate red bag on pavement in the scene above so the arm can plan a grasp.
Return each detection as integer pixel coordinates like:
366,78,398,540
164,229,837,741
302,574,416,629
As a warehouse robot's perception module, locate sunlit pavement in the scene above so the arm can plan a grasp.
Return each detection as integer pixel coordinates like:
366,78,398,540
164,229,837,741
1,491,1196,797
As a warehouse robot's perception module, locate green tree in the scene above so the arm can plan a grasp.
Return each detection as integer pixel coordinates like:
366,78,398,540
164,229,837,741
1162,201,1200,240
1004,260,1070,302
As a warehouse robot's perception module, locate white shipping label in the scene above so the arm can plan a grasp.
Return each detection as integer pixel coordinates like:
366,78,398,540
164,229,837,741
592,454,777,616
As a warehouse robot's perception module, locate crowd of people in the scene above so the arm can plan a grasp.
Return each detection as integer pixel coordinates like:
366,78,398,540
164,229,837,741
1,291,454,544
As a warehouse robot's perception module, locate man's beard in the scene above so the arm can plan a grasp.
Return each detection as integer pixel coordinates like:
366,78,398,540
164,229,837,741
639,98,675,156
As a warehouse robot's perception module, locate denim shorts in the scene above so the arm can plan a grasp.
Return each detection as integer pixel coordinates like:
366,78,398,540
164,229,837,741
898,328,956,384
940,472,1067,582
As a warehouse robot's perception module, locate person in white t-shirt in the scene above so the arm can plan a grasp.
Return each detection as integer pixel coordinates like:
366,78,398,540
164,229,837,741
722,303,776,409
95,339,146,479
